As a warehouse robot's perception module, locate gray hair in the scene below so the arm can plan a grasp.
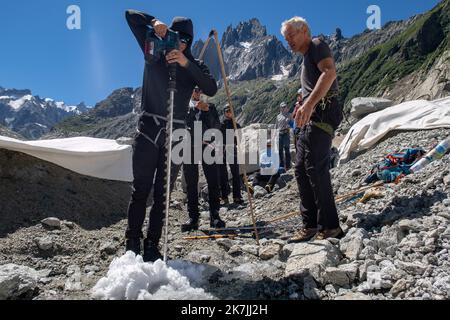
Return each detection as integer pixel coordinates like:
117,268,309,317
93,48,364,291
281,17,311,37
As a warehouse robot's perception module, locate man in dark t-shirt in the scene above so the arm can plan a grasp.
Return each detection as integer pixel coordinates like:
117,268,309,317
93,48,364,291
281,17,344,242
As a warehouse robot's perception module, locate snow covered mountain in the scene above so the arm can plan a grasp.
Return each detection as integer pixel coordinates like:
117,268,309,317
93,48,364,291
192,18,298,82
0,87,89,140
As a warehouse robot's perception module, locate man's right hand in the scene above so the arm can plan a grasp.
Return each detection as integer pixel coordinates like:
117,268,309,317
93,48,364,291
152,20,168,38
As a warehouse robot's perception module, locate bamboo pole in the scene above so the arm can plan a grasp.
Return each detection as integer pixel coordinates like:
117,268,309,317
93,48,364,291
211,29,260,245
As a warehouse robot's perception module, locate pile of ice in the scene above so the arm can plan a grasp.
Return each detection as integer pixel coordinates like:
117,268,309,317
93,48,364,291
91,252,215,300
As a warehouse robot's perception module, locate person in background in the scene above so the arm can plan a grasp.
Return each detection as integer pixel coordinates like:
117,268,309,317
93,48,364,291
275,102,293,171
218,105,244,206
292,89,304,151
250,140,281,194
181,88,226,232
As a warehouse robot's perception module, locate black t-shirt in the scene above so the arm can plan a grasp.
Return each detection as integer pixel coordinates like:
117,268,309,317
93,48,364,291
301,38,339,100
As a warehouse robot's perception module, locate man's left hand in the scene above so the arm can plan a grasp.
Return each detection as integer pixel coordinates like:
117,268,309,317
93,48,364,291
296,103,314,128
166,50,189,68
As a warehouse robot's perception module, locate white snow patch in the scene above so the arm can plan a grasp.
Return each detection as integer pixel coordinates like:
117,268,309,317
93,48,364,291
0,96,11,100
271,65,290,81
54,101,80,113
240,42,252,49
34,123,48,129
91,252,215,300
8,95,33,110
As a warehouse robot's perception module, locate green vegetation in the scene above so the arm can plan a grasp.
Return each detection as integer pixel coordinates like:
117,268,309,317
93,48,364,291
338,0,449,111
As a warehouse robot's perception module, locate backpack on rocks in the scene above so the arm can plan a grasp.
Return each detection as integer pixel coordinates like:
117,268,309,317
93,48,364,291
364,148,426,184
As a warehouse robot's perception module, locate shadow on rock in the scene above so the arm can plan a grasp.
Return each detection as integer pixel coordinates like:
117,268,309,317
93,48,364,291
354,190,447,231
0,149,131,237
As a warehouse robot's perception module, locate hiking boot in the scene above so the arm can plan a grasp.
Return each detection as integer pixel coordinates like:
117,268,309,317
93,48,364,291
287,228,318,244
233,198,245,205
181,218,199,233
314,227,345,241
265,184,274,193
210,211,226,229
143,239,163,263
125,237,141,256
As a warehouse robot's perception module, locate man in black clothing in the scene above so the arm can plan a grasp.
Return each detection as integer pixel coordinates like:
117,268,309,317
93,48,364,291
218,105,244,205
181,88,226,232
125,9,218,262
282,17,344,242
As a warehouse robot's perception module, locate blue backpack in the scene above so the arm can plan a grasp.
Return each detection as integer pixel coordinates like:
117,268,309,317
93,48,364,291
365,148,426,184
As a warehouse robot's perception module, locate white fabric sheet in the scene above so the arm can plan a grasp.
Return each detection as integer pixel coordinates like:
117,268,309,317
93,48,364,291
0,136,133,182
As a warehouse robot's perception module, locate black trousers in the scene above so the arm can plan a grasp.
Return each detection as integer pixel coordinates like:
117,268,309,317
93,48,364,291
253,172,280,188
126,131,168,243
219,148,242,199
279,132,292,169
295,124,339,230
183,144,221,220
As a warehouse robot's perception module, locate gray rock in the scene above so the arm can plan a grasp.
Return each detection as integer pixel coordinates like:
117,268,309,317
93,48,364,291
35,236,53,251
390,279,411,296
322,263,359,286
398,219,421,233
279,243,296,262
443,175,450,186
303,274,320,300
228,245,243,257
395,261,427,276
0,264,39,299
285,240,342,282
216,238,234,251
41,217,61,229
259,244,281,260
253,186,268,199
241,244,259,256
335,292,372,300
99,242,118,256
350,97,393,118
339,228,368,260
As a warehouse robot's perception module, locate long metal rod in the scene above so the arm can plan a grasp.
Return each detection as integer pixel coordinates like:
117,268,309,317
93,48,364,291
163,86,176,263
211,29,260,245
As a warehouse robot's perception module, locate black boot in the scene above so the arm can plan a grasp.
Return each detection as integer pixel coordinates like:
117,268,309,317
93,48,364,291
181,218,199,233
143,239,163,263
210,211,226,229
125,237,141,256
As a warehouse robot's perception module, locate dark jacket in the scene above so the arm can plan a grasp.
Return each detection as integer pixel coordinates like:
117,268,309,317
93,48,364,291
186,103,221,143
125,10,218,134
221,118,241,146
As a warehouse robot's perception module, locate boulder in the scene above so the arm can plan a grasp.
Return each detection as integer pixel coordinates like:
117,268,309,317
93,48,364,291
0,264,40,300
41,217,61,229
350,97,394,118
284,240,342,282
322,263,359,286
259,244,281,260
339,228,368,260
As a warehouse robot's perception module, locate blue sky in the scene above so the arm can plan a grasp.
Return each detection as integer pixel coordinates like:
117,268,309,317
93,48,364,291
0,0,441,106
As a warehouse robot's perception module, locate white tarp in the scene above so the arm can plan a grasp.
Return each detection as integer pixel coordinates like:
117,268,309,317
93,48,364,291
339,97,450,164
0,136,133,182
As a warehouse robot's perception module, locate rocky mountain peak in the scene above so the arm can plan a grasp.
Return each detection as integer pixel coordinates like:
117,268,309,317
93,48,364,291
222,18,267,47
